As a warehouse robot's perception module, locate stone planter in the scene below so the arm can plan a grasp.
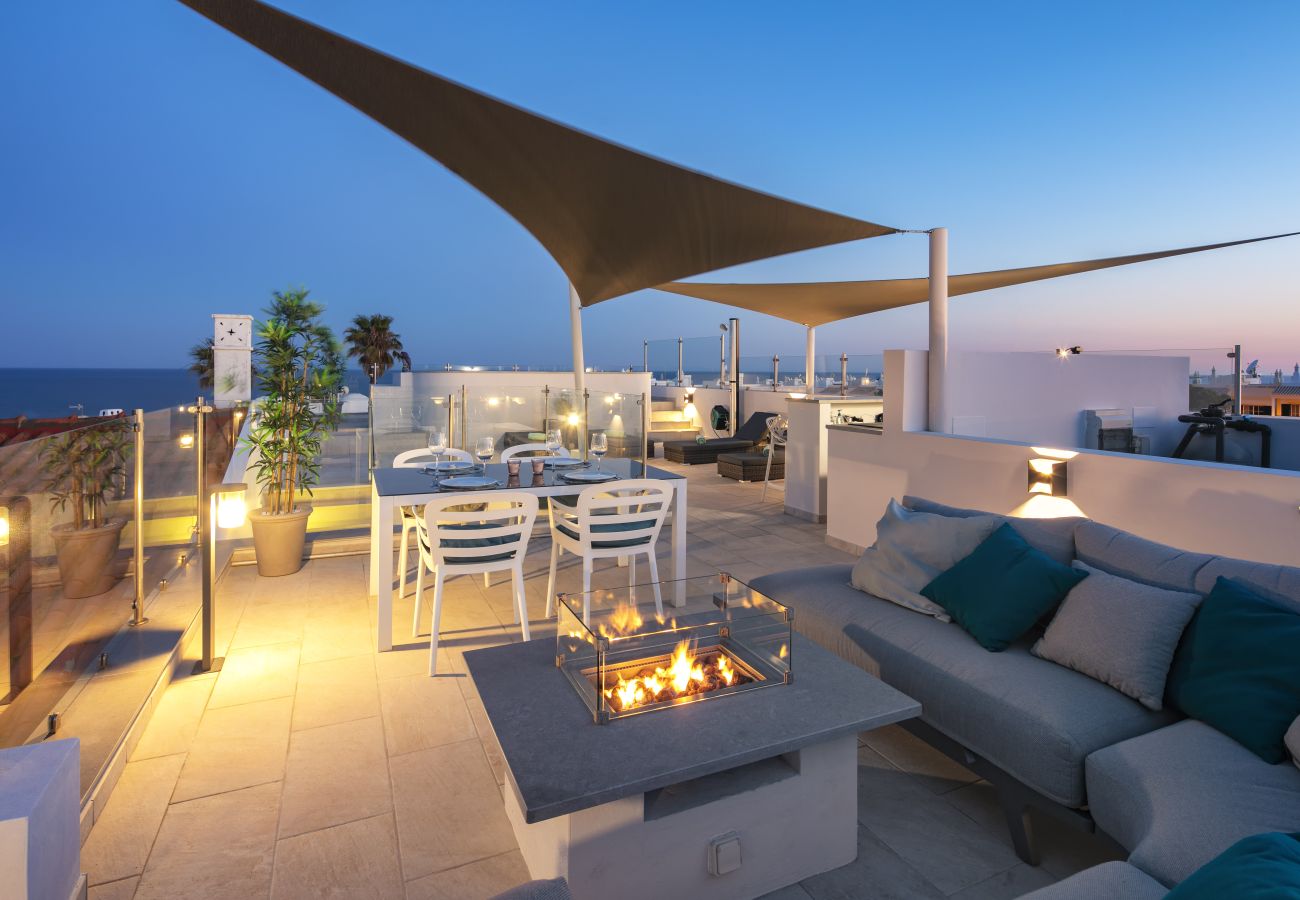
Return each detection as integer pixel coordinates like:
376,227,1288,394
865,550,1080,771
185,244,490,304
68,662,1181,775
249,506,311,577
50,518,127,599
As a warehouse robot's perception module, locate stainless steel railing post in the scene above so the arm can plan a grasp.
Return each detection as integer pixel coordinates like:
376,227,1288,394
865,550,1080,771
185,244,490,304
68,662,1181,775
130,408,148,626
676,338,684,386
772,355,780,391
840,353,849,398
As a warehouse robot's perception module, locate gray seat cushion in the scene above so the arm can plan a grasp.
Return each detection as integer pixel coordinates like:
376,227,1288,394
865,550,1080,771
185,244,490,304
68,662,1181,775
750,565,1176,807
491,878,572,900
1086,718,1300,886
1018,861,1167,900
901,495,1083,565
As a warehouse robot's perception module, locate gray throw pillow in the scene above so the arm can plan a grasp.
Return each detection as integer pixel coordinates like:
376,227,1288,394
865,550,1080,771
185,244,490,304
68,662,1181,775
1032,561,1201,710
1288,716,1300,771
851,499,1000,620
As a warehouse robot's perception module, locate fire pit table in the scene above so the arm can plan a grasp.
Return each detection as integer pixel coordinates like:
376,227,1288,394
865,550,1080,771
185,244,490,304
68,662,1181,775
464,573,920,900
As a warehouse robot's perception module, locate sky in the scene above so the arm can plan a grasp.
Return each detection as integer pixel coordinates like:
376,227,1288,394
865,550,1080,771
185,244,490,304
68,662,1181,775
2,1,1298,372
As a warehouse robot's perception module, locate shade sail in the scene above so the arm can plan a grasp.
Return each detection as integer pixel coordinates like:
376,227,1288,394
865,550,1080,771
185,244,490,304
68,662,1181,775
658,231,1300,326
178,0,896,304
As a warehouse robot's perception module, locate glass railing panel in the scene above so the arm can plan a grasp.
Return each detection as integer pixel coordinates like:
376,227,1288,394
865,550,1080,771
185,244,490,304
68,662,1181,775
462,386,548,459
584,390,646,464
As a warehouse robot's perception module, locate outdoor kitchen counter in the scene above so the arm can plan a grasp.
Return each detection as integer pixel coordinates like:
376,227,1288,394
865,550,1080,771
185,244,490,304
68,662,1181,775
465,634,919,824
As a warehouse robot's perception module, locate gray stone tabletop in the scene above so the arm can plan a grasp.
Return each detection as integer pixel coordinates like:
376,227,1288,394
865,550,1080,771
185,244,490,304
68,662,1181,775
373,458,682,497
465,634,920,823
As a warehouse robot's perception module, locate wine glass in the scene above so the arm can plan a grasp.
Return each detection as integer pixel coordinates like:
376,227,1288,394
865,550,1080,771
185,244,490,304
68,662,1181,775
475,437,495,473
427,428,447,484
545,428,562,461
590,432,608,473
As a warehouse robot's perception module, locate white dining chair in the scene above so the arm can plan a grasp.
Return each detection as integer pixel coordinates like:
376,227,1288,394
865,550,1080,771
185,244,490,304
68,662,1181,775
544,479,674,622
501,443,572,462
394,447,473,599
414,492,538,675
762,414,788,501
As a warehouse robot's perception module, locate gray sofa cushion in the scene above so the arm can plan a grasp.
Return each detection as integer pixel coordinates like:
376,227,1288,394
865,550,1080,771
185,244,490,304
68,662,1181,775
1192,556,1300,606
902,495,1082,565
1073,522,1214,592
1086,718,1300,886
750,565,1176,808
1018,861,1167,900
1032,562,1201,711
491,879,572,900
1289,717,1300,770
850,499,1000,621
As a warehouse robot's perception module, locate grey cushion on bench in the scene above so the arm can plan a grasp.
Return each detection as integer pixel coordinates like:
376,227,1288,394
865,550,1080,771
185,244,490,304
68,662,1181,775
1086,719,1300,887
750,565,1175,807
901,495,1082,565
1192,555,1300,606
1018,861,1167,900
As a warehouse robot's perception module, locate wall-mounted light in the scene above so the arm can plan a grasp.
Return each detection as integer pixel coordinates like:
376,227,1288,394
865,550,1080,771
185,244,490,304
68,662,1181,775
682,388,698,421
1055,346,1083,359
0,507,9,548
487,397,500,408
566,412,581,426
1028,458,1068,496
178,432,195,449
214,482,248,529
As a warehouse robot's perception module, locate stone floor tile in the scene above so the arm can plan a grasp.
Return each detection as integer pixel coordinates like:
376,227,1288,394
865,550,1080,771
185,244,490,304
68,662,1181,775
172,696,292,802
129,675,216,761
861,724,980,795
389,739,516,881
292,654,380,731
88,876,139,900
947,863,1058,900
758,883,815,899
301,613,375,664
134,782,280,900
799,825,945,900
378,673,476,756
464,696,507,786
229,596,310,649
271,813,404,900
279,717,393,839
404,850,531,900
207,641,301,709
82,754,185,885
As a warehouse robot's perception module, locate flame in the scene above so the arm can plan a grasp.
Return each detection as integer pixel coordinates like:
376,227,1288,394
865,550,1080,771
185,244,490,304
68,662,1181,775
597,600,643,640
600,639,754,713
718,654,736,686
779,643,788,659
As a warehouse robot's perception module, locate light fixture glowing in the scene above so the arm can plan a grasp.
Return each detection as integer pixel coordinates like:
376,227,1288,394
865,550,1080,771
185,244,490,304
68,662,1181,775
0,508,9,547
214,483,248,529
178,432,195,449
1028,458,1068,496
566,413,581,426
1055,346,1083,359
487,397,500,407
788,392,807,400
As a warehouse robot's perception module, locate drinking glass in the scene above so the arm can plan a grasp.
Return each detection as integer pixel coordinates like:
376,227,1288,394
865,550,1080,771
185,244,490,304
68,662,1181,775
545,428,562,461
427,428,447,484
475,437,495,472
590,432,608,472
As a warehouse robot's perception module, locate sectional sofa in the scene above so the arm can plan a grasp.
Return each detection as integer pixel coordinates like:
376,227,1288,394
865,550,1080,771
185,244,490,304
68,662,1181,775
750,496,1300,894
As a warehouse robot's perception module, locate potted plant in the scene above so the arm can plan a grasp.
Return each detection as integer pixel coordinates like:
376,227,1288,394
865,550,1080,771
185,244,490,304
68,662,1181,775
41,419,132,598
245,288,342,576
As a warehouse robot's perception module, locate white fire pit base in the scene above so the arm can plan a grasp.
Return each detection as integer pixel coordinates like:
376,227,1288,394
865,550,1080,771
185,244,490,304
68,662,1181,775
504,735,857,900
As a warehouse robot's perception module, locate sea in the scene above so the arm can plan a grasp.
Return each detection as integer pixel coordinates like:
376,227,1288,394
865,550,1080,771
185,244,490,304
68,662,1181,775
0,368,374,419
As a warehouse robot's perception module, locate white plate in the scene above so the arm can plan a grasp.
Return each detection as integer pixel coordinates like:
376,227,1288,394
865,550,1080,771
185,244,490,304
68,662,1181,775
439,475,501,490
423,460,474,473
560,470,619,483
543,456,585,468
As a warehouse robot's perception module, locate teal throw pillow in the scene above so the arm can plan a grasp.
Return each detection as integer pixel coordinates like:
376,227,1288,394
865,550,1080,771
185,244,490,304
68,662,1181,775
1165,832,1300,899
1170,576,1300,763
920,522,1087,652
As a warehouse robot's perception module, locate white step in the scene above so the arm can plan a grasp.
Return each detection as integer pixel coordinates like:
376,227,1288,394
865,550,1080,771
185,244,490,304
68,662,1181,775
650,410,690,424
651,400,678,412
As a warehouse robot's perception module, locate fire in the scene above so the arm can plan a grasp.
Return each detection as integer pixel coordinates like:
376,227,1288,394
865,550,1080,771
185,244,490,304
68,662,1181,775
601,639,754,713
597,600,643,639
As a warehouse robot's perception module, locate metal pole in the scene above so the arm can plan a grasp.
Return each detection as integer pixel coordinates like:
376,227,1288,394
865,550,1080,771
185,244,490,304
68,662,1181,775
729,317,740,433
189,396,218,673
643,341,649,374
772,355,780,391
676,338,684,386
840,353,849,399
927,227,949,433
805,326,816,394
719,327,727,388
639,393,649,465
130,409,147,626
569,283,586,396
1231,344,1242,416
582,389,590,461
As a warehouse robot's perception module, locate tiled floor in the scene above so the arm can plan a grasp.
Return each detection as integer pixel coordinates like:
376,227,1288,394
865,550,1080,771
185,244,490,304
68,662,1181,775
82,464,1121,899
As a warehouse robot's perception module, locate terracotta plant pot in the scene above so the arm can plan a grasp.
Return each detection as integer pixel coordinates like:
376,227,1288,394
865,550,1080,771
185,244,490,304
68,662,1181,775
51,518,127,599
249,506,312,577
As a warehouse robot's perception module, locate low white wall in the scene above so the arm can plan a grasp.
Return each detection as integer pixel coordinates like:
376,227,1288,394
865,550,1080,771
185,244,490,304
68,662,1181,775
945,351,1189,455
401,370,649,399
826,350,1300,566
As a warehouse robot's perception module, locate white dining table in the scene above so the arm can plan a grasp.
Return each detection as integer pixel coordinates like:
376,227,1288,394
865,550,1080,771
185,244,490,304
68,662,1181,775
367,458,689,651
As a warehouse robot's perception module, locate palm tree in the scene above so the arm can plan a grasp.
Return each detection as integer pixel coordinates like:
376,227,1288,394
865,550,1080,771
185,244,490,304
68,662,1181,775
188,338,214,389
343,314,405,383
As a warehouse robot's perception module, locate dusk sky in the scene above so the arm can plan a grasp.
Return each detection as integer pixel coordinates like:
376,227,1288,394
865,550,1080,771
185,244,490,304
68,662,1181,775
3,1,1298,372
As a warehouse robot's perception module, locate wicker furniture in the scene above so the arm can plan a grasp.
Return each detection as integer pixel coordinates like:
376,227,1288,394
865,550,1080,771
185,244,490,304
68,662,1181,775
717,451,784,482
663,411,779,464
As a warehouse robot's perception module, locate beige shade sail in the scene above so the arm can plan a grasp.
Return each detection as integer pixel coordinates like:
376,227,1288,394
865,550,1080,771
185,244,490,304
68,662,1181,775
658,231,1300,326
178,0,896,304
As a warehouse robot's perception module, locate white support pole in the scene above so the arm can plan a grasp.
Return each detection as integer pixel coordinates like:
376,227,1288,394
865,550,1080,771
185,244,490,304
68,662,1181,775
927,227,949,433
569,282,586,395
805,325,816,394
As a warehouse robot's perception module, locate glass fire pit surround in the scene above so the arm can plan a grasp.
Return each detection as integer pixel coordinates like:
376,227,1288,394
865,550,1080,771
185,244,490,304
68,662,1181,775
556,573,793,724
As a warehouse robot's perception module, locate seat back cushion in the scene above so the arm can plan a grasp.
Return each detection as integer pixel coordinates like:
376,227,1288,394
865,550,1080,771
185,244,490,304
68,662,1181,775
1193,555,1300,607
1289,717,1300,770
921,523,1087,652
1074,520,1214,592
850,499,1000,620
1163,832,1300,899
1033,561,1201,711
902,495,1082,565
1170,576,1300,763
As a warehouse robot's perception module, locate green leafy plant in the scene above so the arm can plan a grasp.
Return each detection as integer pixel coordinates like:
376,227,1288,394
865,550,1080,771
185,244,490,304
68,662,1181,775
189,338,215,389
41,420,132,530
245,288,342,515
343,314,405,383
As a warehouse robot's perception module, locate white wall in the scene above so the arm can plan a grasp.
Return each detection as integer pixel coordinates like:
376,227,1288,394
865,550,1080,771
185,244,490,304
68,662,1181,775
944,351,1189,455
826,350,1300,566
